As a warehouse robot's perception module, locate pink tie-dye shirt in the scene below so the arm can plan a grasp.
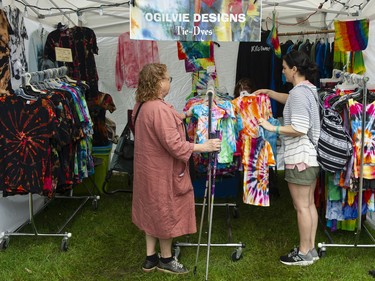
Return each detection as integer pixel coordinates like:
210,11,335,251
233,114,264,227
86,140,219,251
115,32,160,90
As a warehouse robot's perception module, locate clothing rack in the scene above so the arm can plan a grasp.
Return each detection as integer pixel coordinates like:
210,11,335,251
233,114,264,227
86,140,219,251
0,66,100,251
173,81,244,281
318,70,375,256
278,29,335,37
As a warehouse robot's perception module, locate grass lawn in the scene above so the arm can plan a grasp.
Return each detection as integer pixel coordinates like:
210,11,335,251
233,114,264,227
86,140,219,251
1,172,375,281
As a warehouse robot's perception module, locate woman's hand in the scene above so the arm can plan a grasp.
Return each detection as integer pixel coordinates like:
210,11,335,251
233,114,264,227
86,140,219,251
252,89,274,97
203,138,221,152
258,117,276,132
181,107,194,120
193,138,221,153
252,89,289,104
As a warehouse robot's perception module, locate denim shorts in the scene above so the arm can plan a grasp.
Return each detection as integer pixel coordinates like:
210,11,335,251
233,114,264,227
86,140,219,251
284,166,320,186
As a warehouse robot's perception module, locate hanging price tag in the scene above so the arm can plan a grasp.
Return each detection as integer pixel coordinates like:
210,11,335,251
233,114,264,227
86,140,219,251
55,47,73,62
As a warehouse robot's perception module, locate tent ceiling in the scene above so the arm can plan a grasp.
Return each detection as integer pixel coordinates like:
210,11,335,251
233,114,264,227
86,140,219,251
262,0,374,32
4,0,374,35
11,0,130,34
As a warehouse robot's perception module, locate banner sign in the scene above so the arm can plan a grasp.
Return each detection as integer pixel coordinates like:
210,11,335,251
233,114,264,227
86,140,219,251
130,0,262,42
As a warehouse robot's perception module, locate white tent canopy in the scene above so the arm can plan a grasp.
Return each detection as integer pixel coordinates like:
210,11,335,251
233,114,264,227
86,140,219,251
3,0,375,35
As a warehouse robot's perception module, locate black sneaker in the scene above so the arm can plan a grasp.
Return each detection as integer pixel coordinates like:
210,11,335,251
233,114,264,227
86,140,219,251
142,255,159,272
280,249,314,266
290,246,320,262
157,257,189,274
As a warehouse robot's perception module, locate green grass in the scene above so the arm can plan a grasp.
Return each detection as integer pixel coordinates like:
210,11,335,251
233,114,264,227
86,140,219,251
1,173,375,281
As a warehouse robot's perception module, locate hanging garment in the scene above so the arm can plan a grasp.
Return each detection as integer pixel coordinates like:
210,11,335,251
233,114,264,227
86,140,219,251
266,12,281,58
0,95,59,197
44,26,99,96
190,70,218,98
231,94,276,206
347,51,366,75
87,91,117,146
28,27,55,72
348,99,375,180
190,99,237,164
177,41,212,60
3,6,28,88
0,9,13,95
180,41,215,73
334,19,369,52
236,30,283,116
115,32,159,90
242,135,275,207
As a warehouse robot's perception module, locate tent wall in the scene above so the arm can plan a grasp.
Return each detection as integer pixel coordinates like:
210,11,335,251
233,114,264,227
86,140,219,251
96,39,240,135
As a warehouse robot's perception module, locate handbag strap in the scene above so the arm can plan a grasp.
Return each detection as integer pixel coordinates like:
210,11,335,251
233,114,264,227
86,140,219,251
298,85,319,148
133,102,144,126
132,102,144,134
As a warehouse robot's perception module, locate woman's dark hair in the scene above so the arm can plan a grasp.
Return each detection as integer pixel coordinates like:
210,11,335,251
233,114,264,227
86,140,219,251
283,50,318,83
233,78,255,98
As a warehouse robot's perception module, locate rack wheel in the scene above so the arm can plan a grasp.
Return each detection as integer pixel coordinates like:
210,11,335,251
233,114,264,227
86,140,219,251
0,237,9,251
60,238,69,251
173,245,181,259
92,199,98,211
318,247,326,258
231,247,243,262
233,207,239,218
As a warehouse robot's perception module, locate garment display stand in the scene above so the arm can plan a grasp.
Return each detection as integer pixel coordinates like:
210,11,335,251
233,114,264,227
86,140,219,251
173,82,244,281
318,70,375,256
0,67,100,251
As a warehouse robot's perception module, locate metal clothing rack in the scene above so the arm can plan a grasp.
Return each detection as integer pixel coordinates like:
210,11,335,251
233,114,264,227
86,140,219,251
318,70,375,256
173,82,244,281
0,67,100,251
278,29,335,37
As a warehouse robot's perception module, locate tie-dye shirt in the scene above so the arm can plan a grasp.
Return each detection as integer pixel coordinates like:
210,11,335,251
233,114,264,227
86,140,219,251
231,94,275,206
191,100,237,163
242,136,275,206
348,99,375,179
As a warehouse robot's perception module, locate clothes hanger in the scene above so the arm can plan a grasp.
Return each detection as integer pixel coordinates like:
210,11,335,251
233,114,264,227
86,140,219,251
330,87,363,111
56,22,68,31
14,88,38,101
336,73,358,91
240,90,255,97
21,73,44,94
59,66,78,84
320,70,347,90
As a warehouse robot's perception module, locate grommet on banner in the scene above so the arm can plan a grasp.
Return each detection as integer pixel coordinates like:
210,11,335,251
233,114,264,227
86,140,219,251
129,0,135,7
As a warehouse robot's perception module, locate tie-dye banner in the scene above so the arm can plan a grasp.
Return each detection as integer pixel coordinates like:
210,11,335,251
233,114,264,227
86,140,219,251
130,0,262,42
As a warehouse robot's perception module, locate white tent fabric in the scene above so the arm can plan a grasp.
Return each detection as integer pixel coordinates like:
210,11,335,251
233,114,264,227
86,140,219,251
3,0,375,35
1,0,375,234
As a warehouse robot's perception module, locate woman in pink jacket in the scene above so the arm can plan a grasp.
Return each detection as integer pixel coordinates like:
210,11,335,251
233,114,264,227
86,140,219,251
132,63,221,275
